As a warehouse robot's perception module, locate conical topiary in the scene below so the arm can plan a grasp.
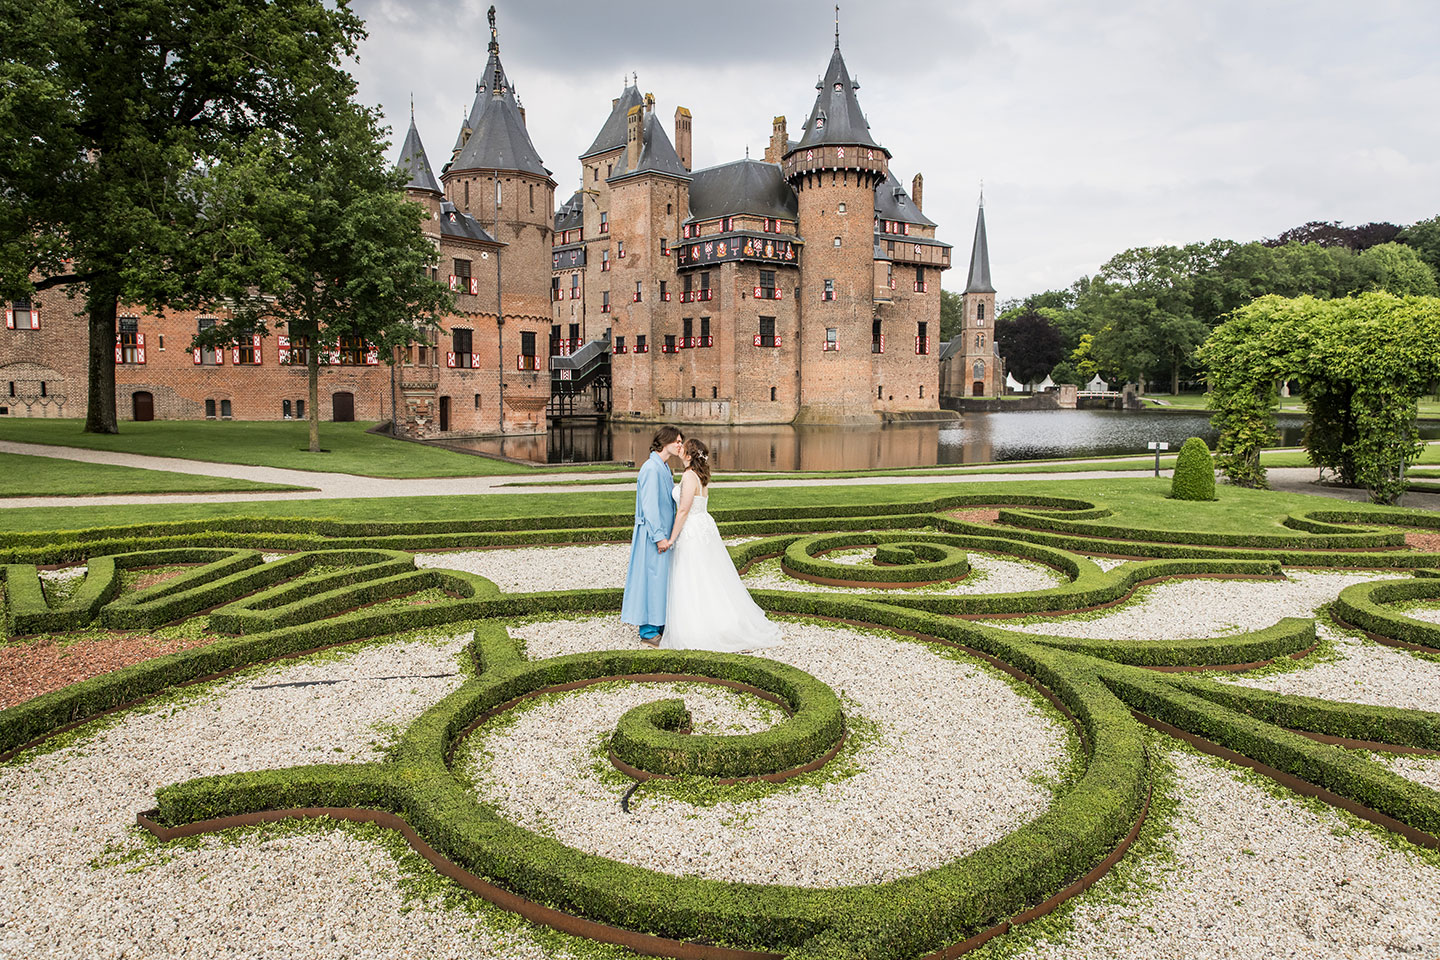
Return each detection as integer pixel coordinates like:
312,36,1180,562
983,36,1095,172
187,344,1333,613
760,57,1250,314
1170,436,1217,501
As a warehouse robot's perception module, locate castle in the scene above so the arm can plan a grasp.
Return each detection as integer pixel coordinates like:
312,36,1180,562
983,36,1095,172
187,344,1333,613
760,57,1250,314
0,13,1001,434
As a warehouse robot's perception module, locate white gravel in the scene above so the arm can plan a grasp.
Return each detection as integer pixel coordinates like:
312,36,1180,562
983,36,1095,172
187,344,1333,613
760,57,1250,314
1010,751,1440,959
416,538,760,593
479,616,1071,887
742,552,1065,597
0,631,580,959
1006,570,1407,640
1086,556,1130,572
1395,601,1440,626
1384,754,1440,793
1227,623,1440,712
37,564,88,582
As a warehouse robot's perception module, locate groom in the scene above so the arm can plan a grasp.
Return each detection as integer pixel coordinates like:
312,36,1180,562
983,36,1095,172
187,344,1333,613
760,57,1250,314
621,425,684,643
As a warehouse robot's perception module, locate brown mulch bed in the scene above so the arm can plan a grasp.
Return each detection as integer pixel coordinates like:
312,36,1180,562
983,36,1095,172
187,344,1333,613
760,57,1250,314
127,567,195,592
0,633,214,709
1405,532,1440,553
945,508,1002,525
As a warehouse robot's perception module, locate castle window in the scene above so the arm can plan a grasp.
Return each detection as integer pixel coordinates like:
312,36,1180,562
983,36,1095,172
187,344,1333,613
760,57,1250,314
118,316,141,364
157,335,164,350
691,386,696,398
771,386,777,401
521,331,536,358
838,202,846,214
758,316,776,348
633,281,643,302
600,211,609,233
665,334,676,352
700,316,711,346
722,217,733,231
833,236,841,247
283,400,292,419
220,399,232,418
454,258,471,291
667,203,673,215
977,301,986,321
615,335,625,353
683,317,693,344
197,317,220,365
593,167,599,182
977,316,985,328
660,238,669,257
824,327,838,351
878,385,884,399
296,399,305,418
636,334,647,353
975,332,985,349
973,359,986,380
602,290,611,312
452,328,473,369
917,321,930,356
571,273,580,296
8,298,36,330
712,386,718,398
475,393,481,409
660,280,669,301
551,277,561,302
822,279,835,301
205,399,216,418
607,164,613,177
237,334,260,365
464,181,469,208
618,240,625,259
602,249,610,271
872,318,884,354
759,270,776,299
529,184,534,211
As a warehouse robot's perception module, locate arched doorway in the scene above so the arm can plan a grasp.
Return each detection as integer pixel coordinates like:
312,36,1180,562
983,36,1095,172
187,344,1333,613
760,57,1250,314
131,391,154,421
438,396,451,432
972,360,986,397
332,391,354,422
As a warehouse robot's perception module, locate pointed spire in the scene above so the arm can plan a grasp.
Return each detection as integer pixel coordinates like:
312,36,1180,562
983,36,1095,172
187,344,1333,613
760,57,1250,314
396,115,441,196
965,197,995,294
792,35,885,153
835,4,840,48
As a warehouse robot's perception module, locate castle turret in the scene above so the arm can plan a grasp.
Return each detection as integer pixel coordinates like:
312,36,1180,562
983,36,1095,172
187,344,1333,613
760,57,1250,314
783,36,890,423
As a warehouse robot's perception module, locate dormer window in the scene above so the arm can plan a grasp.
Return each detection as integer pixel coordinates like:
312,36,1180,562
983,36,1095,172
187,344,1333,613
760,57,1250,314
815,118,825,129
833,82,842,92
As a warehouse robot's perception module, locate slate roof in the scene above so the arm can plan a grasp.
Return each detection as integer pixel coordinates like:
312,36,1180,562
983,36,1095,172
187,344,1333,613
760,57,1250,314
396,116,441,195
451,50,518,151
450,73,549,178
939,337,964,362
686,159,798,221
438,200,499,244
608,110,691,182
874,171,935,227
554,190,584,232
795,43,885,153
965,201,995,294
581,85,645,160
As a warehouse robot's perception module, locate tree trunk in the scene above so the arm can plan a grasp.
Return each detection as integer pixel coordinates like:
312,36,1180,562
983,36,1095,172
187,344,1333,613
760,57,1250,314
308,345,321,453
1171,357,1180,395
389,359,398,437
84,287,120,434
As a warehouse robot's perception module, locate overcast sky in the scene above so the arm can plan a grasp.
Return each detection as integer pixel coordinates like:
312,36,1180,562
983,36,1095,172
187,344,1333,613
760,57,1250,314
346,0,1440,300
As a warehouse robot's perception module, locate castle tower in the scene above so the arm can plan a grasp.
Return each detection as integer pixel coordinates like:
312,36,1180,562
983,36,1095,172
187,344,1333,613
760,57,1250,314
959,194,1000,397
782,36,890,423
438,8,556,430
397,110,443,217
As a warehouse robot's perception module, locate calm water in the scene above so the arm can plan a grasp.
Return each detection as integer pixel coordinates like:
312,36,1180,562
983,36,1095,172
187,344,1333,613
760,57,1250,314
441,409,1440,471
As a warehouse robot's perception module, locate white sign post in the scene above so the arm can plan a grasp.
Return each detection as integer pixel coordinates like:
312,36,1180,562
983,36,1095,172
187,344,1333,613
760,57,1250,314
1147,441,1171,477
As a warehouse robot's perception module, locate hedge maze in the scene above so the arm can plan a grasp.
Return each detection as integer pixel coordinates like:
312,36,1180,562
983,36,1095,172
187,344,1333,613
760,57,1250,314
3,493,1440,959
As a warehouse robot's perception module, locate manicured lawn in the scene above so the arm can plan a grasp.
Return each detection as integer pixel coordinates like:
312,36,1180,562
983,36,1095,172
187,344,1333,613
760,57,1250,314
0,453,307,497
0,476,1406,536
1138,392,1440,419
0,419,587,478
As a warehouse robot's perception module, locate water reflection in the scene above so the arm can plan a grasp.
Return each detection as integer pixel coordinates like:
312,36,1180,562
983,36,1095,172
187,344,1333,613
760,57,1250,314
437,410,1440,472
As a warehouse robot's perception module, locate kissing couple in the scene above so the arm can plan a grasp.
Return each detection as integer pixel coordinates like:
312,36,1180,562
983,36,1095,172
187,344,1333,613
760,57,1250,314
620,425,783,651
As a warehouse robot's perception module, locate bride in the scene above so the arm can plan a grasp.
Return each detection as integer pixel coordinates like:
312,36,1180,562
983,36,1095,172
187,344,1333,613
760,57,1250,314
659,438,782,652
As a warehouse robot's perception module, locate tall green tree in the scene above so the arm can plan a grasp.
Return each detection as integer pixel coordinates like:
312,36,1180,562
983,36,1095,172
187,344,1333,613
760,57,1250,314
1398,215,1440,278
994,311,1064,385
192,110,451,452
0,0,368,434
939,288,964,342
1357,242,1439,296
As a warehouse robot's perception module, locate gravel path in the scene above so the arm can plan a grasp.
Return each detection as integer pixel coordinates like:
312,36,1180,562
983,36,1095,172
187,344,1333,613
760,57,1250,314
415,538,760,593
1008,752,1440,959
489,616,1070,887
0,631,582,959
1005,570,1407,640
1385,754,1440,793
1227,625,1440,712
742,552,1065,597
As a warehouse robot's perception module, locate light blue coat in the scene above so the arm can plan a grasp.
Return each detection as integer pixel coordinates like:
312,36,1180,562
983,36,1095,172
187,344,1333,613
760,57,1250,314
621,451,677,627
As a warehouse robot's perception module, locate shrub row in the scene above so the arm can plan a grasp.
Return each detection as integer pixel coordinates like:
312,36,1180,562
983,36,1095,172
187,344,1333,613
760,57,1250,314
150,605,1149,959
1017,616,1316,668
1330,577,1440,652
100,550,268,629
1101,663,1440,841
873,545,917,565
205,553,435,634
1293,508,1440,533
995,508,1402,549
782,534,971,584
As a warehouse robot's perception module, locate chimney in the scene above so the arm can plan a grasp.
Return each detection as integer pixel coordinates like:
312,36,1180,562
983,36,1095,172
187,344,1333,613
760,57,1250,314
612,97,620,110
766,116,787,163
626,104,643,171
912,173,924,212
674,106,692,171
645,91,656,113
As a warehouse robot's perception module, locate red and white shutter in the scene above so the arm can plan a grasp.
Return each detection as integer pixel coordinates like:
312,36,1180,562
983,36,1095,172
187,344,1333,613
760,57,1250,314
4,306,12,329
449,275,459,291
136,333,146,364
775,288,783,300
114,333,123,363
775,334,783,347
230,343,241,364
468,277,479,296
30,305,38,329
193,347,202,364
277,335,291,364
251,333,262,365
328,340,341,365
446,351,457,368
365,343,379,365
753,334,762,347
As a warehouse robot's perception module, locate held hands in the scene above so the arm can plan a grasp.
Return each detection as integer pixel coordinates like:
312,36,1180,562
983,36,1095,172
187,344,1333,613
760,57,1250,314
657,538,672,553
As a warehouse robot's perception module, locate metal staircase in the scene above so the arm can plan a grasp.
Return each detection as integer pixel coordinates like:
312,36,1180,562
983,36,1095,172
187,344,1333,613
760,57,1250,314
547,334,612,419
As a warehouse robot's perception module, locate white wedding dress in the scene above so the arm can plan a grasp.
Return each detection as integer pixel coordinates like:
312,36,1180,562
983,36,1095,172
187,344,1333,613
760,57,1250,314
661,481,783,652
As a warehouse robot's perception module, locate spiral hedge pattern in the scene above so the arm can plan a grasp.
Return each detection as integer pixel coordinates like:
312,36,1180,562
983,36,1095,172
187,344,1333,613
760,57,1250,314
3,492,1439,959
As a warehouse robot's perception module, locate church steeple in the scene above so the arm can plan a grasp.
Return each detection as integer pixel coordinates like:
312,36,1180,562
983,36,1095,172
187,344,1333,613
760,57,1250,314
964,194,995,294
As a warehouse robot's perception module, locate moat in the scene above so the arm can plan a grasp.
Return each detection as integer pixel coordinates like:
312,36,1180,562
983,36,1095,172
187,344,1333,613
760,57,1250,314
437,409,1440,472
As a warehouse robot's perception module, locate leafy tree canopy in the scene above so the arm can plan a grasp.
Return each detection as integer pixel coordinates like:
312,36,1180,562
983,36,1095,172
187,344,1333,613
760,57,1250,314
995,311,1065,385
1263,220,1402,250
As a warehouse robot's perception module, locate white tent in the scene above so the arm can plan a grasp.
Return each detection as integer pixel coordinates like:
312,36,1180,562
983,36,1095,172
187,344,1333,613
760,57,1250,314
1085,375,1109,392
1030,374,1055,392
1005,372,1025,392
